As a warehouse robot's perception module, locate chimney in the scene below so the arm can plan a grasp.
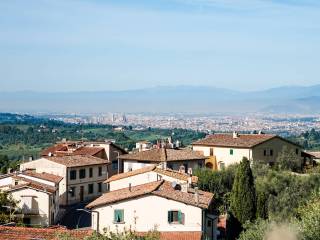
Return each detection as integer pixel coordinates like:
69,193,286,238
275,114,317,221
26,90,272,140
48,152,52,157
29,156,33,162
129,183,132,192
233,131,239,139
194,187,199,204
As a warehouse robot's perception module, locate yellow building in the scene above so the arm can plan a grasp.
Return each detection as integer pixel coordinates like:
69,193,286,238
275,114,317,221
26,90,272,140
193,132,306,170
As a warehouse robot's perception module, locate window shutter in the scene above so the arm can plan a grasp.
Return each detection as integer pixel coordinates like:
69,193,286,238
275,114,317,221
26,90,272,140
178,211,182,224
120,209,124,222
168,211,172,223
114,210,118,222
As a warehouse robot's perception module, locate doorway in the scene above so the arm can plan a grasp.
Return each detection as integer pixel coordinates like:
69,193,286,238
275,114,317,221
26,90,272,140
80,186,84,202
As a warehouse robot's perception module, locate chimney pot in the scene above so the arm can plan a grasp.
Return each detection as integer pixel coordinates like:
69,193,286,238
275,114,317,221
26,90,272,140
233,131,238,139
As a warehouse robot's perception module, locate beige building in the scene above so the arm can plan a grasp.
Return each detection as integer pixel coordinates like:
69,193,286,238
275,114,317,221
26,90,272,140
20,155,109,206
86,180,216,240
41,140,127,177
119,148,207,174
193,132,305,170
0,171,62,226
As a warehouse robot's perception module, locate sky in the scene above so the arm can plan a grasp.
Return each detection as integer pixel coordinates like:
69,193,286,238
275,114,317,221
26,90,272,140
0,0,320,92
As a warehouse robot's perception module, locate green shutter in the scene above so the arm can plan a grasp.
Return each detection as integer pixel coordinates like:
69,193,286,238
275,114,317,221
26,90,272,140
120,209,124,222
178,211,182,224
114,209,124,223
168,211,172,223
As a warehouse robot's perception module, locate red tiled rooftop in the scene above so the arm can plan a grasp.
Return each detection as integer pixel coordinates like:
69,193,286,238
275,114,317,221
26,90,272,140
72,146,105,156
45,155,109,167
22,171,63,184
0,226,93,240
87,180,213,209
193,133,278,148
119,148,206,162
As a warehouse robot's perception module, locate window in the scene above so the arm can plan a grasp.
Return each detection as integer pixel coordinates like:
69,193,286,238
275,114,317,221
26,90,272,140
168,210,183,224
210,148,214,156
114,209,124,223
264,149,273,156
230,149,234,155
70,170,77,180
70,187,76,197
88,184,94,194
98,182,102,193
112,161,118,170
89,168,93,178
79,169,86,179
296,148,299,155
219,161,225,170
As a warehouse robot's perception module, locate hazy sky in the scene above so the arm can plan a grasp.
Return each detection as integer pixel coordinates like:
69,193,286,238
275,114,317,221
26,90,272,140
1,0,320,92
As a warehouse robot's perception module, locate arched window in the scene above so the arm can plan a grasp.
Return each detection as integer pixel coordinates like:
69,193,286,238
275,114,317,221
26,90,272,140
206,162,213,169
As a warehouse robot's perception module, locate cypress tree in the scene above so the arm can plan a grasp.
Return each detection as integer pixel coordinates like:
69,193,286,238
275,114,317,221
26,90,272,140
230,157,256,225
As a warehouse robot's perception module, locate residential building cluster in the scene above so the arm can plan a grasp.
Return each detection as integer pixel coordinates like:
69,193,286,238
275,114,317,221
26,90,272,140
0,132,314,240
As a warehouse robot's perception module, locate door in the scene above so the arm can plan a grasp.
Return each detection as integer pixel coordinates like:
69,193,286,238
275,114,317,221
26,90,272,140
80,186,84,202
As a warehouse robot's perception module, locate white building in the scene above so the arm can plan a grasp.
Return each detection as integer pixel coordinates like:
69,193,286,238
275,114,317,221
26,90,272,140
0,171,62,226
86,180,217,240
193,132,305,170
135,141,153,152
105,165,198,192
119,148,207,174
20,155,109,206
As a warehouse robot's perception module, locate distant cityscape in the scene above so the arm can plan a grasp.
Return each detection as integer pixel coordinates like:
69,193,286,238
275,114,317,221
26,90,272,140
41,112,320,136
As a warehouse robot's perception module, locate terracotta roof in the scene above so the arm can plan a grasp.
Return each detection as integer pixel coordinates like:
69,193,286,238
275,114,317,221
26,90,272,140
45,155,109,167
87,180,213,209
153,181,213,209
0,226,92,240
87,181,162,208
105,165,198,184
72,146,105,156
307,151,320,158
7,176,56,194
192,133,277,148
119,148,206,162
41,144,68,156
22,171,63,183
154,168,198,183
105,165,157,183
137,231,202,240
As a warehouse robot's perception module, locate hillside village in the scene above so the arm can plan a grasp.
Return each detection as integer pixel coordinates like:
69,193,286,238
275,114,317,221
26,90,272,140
0,132,318,240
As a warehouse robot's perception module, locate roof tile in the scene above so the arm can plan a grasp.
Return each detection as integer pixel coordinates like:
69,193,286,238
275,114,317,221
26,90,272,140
119,148,206,162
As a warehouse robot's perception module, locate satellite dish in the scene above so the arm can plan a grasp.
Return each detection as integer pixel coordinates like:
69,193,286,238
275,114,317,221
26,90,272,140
171,181,177,189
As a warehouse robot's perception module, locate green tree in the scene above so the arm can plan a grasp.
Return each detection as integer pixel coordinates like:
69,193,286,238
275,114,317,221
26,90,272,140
230,157,256,225
0,190,18,223
276,146,302,172
298,194,320,240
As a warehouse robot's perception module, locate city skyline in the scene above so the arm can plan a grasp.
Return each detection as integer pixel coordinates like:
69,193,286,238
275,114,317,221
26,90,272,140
1,0,320,92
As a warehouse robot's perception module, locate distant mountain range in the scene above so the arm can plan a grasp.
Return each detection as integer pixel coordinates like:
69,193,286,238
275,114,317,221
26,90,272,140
1,85,320,114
